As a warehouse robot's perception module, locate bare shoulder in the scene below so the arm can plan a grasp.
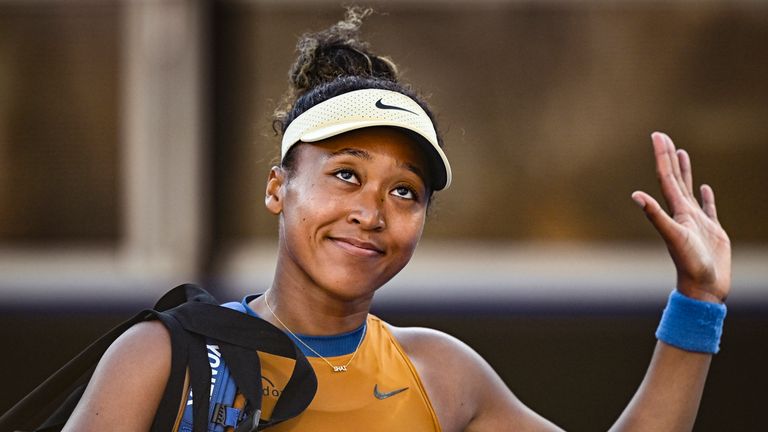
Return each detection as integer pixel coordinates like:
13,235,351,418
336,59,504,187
388,324,562,432
388,325,485,431
389,325,485,376
63,320,172,431
107,319,171,357
390,324,512,386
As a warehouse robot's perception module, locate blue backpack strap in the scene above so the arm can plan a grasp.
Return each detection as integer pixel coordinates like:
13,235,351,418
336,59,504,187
169,301,317,430
177,301,248,432
177,343,242,432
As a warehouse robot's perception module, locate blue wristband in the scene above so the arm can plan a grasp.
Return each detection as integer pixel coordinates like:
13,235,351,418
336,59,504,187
655,289,727,354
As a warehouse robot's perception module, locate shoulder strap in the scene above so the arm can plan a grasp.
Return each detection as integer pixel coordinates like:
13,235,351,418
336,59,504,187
166,301,317,430
0,284,317,432
0,308,157,431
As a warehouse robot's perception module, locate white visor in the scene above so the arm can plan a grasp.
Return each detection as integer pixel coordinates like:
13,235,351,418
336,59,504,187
281,88,452,190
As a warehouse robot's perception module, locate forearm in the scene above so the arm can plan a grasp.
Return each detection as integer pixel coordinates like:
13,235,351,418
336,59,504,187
609,341,711,432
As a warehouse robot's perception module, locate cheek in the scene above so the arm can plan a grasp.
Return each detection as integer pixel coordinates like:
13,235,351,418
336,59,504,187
392,211,426,252
281,180,342,236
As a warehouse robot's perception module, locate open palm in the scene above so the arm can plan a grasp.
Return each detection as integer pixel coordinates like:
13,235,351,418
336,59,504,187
631,132,731,303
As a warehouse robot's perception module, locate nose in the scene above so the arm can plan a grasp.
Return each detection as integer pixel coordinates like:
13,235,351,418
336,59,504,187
347,189,386,231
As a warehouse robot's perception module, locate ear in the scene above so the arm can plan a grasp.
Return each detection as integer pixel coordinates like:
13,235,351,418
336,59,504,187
265,166,286,215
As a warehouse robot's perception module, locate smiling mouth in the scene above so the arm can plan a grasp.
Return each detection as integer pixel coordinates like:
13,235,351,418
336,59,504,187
329,237,385,257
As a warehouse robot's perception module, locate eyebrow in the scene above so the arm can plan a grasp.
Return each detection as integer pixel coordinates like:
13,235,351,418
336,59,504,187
398,161,426,180
327,146,428,185
328,147,372,160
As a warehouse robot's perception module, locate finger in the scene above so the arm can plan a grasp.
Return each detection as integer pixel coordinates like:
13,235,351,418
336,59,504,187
677,149,694,198
631,191,682,241
700,184,719,222
662,133,693,200
651,132,688,212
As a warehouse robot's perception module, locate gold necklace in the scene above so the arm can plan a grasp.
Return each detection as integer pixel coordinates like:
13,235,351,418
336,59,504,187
263,292,367,373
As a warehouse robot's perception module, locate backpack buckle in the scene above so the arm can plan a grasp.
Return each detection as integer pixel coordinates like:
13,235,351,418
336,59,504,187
211,403,228,425
234,409,261,432
212,402,246,427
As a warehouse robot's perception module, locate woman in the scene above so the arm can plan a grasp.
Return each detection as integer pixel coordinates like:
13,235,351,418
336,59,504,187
64,9,730,431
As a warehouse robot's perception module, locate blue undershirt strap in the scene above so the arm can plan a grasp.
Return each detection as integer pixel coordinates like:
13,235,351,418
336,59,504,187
239,294,366,358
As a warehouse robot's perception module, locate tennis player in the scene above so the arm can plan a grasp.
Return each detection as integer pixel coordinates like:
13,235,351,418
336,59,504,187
64,8,730,431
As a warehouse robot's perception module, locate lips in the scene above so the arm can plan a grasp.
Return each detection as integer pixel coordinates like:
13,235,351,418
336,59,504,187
328,236,385,257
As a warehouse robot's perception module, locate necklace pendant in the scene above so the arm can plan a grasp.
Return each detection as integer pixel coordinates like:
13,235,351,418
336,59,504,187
332,365,348,372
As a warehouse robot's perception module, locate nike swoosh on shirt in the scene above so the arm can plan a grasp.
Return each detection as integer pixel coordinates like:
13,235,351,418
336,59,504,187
373,384,410,400
375,98,418,115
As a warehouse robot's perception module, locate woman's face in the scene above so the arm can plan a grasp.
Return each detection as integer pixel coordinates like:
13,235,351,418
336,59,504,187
266,127,431,301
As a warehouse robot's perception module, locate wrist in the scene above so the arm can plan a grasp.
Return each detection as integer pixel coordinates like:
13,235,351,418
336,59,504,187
677,288,724,304
655,289,727,354
676,277,728,304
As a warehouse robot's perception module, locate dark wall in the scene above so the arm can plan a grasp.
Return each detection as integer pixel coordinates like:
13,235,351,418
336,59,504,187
1,2,766,429
2,303,765,431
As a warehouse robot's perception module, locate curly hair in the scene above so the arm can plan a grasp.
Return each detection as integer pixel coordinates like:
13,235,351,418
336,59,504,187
272,6,444,178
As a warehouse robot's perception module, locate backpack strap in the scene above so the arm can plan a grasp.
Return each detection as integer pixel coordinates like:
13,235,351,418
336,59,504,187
166,301,318,430
151,283,219,431
0,284,317,432
0,308,157,431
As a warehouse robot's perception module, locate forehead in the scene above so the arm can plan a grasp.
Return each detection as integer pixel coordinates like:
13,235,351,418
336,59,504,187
300,127,433,177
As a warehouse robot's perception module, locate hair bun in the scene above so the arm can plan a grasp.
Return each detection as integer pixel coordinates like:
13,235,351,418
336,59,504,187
288,6,399,95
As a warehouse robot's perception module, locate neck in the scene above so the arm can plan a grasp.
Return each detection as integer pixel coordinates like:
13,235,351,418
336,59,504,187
250,260,373,336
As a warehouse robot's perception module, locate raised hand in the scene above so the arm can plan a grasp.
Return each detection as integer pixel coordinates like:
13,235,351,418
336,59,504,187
631,132,731,303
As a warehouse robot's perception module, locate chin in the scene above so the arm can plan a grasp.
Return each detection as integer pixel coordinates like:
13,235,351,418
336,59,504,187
318,269,395,301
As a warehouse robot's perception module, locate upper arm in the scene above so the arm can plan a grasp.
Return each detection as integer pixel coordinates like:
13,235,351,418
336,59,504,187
391,325,562,432
63,320,172,431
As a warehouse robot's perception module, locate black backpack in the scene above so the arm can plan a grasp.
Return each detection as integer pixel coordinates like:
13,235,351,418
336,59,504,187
0,284,317,432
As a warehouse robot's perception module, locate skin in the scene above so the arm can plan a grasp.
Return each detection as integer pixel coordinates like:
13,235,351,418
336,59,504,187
254,127,432,335
64,129,730,431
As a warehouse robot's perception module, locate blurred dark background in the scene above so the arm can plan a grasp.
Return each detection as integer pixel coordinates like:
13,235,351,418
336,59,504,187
1,1,766,430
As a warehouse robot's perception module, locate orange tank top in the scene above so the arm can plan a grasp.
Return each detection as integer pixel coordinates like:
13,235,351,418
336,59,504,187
257,314,441,431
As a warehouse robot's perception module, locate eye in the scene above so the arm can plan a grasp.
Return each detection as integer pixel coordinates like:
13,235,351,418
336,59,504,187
391,186,417,201
334,169,360,185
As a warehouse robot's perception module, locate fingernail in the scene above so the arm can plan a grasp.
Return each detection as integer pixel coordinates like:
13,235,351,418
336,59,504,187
631,193,645,208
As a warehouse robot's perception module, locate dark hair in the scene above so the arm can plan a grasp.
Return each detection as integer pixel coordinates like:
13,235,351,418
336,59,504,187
273,6,444,185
